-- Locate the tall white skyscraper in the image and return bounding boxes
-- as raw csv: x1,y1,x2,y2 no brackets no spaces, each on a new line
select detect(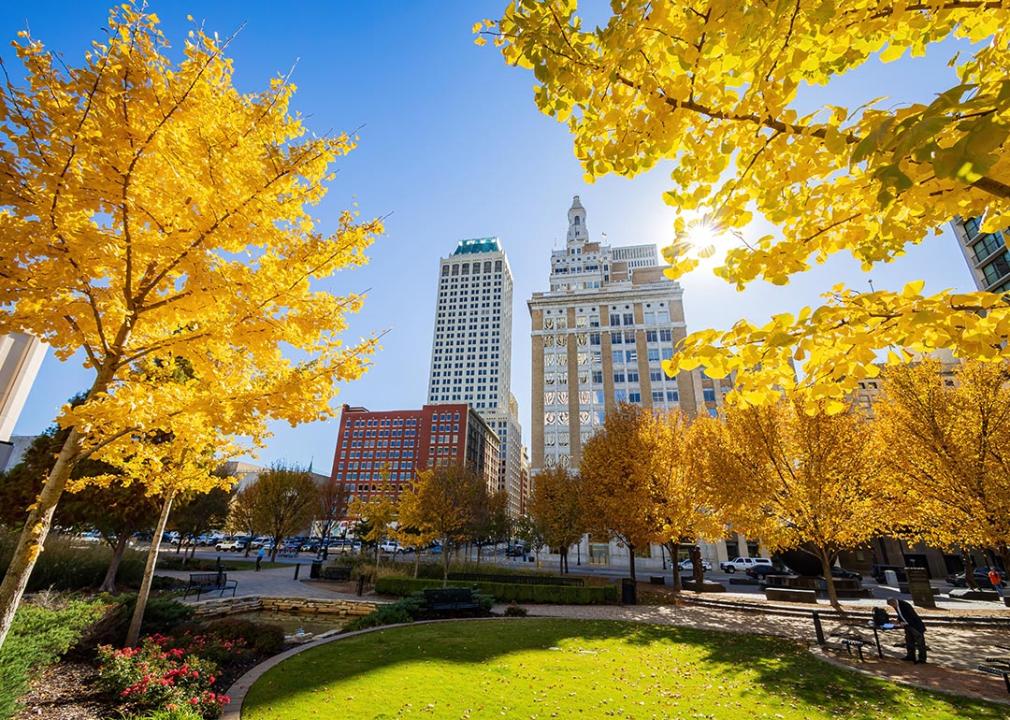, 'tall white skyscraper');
427,238,523,514
0,333,46,442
